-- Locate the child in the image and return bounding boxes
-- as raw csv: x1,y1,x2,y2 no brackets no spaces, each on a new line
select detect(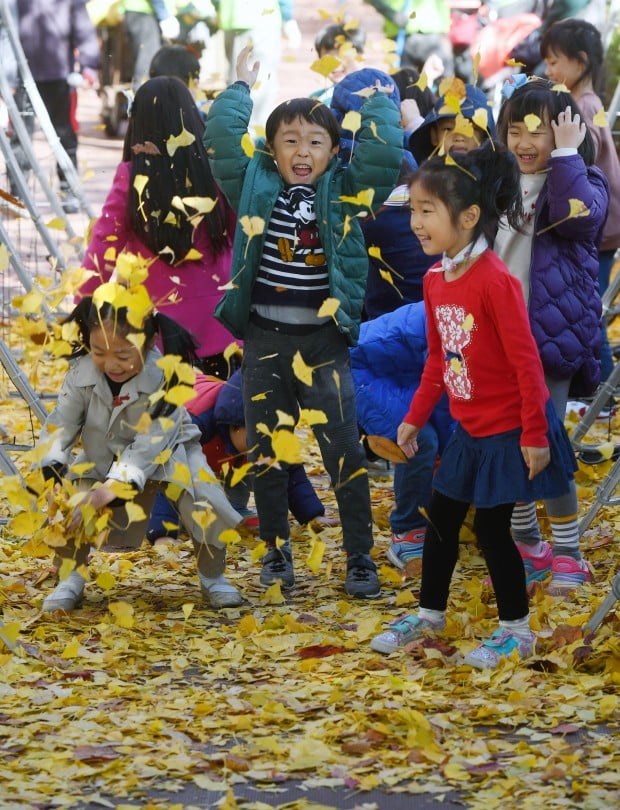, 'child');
145,368,325,542
495,77,608,593
204,46,403,597
37,282,243,613
408,80,496,165
370,142,577,668
350,302,453,567
310,21,367,105
79,76,237,380
541,19,620,386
